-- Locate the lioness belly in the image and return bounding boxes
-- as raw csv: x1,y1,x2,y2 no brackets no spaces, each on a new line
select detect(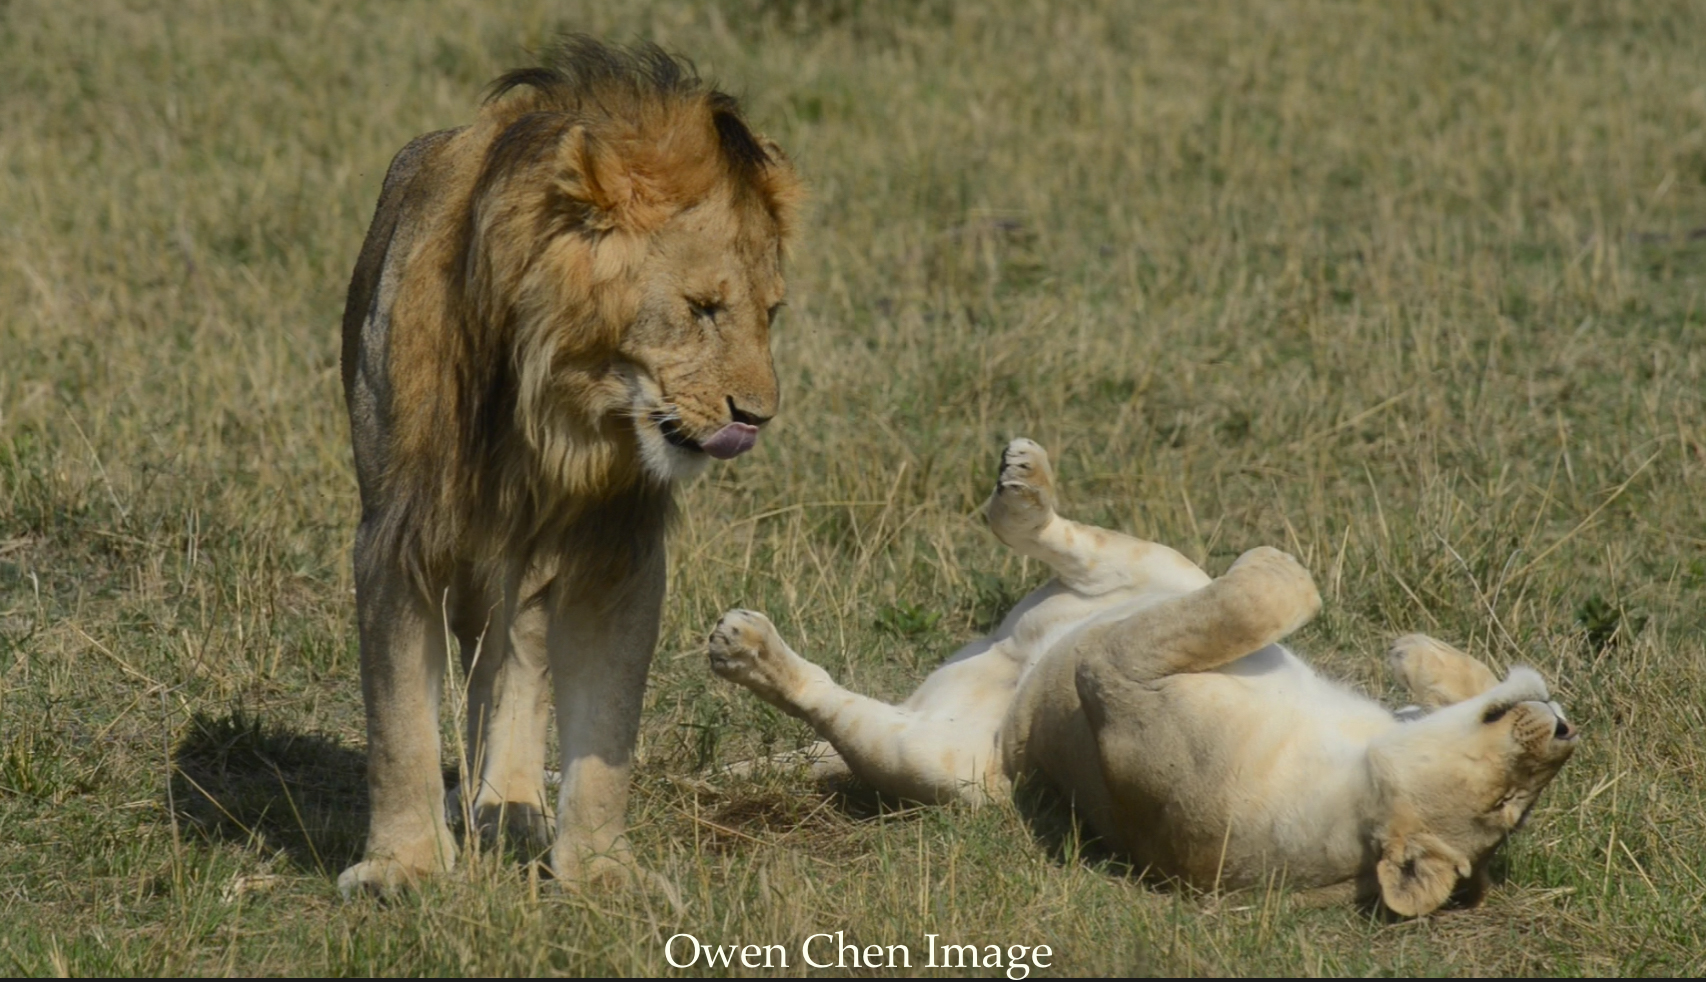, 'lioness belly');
1017,643,1390,887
